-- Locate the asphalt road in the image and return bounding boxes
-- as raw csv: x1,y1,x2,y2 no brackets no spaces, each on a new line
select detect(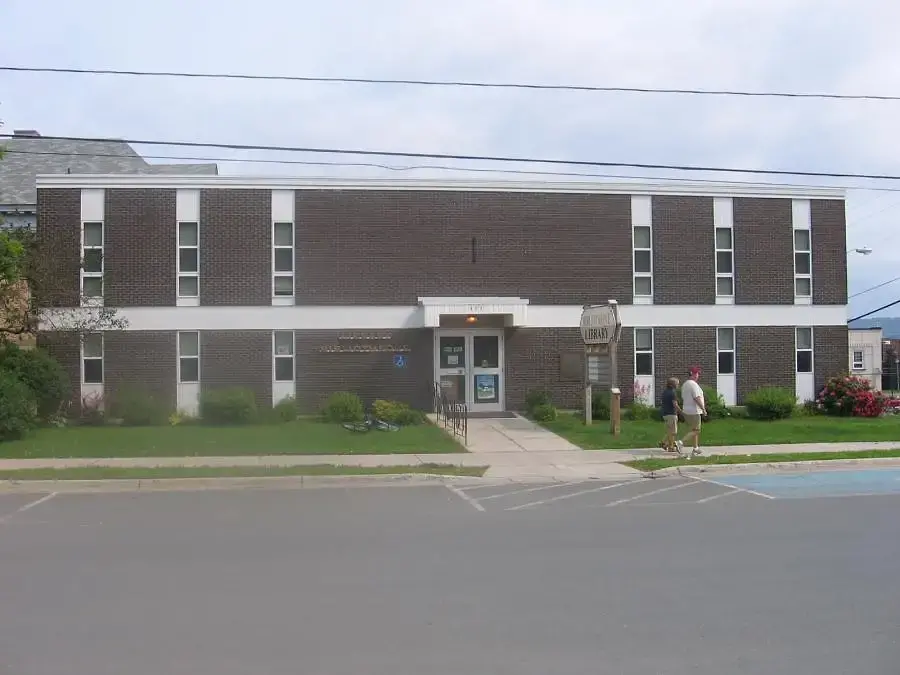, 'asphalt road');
1,477,899,675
